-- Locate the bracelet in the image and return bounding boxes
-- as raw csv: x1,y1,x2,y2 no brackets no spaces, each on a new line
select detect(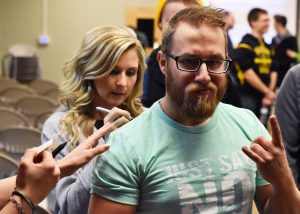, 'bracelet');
7,197,25,214
12,190,36,212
